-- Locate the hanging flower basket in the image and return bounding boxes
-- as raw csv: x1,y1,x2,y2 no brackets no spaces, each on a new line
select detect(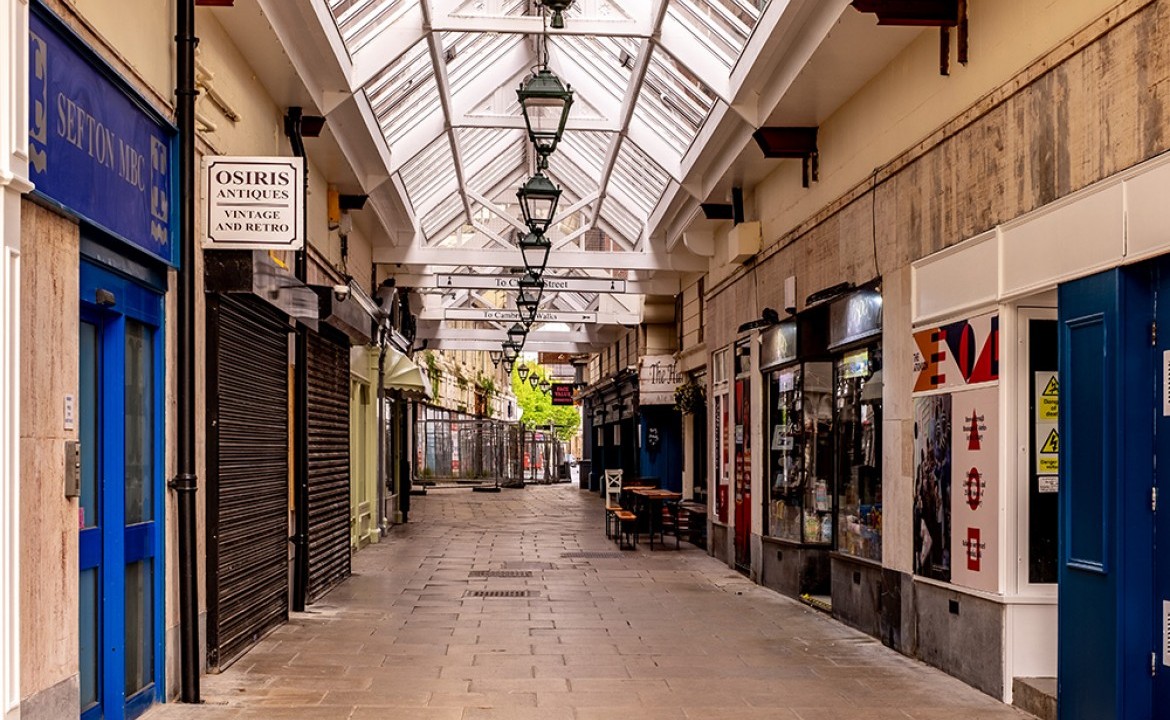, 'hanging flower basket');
674,380,706,414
